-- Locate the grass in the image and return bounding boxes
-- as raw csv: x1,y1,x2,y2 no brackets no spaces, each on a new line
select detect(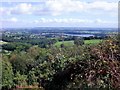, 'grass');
54,41,74,47
0,41,8,45
85,39,102,45
54,39,102,47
